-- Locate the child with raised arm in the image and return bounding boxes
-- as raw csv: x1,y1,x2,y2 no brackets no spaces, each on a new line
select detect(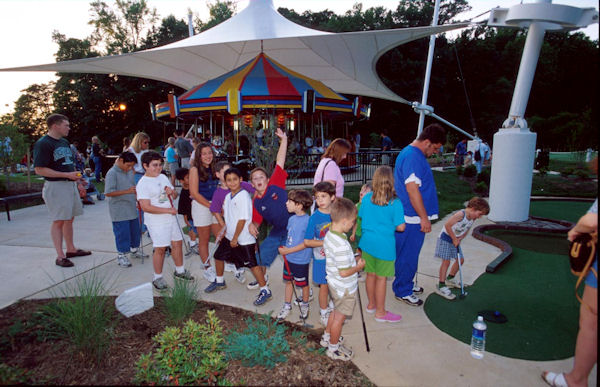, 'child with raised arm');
304,181,336,327
435,197,490,300
136,151,194,290
358,166,405,322
321,197,365,361
276,190,313,321
247,128,290,290
204,167,272,306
